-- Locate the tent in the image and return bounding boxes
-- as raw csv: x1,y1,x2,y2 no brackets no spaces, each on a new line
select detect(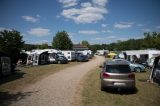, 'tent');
149,55,160,84
107,52,117,58
0,51,11,77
